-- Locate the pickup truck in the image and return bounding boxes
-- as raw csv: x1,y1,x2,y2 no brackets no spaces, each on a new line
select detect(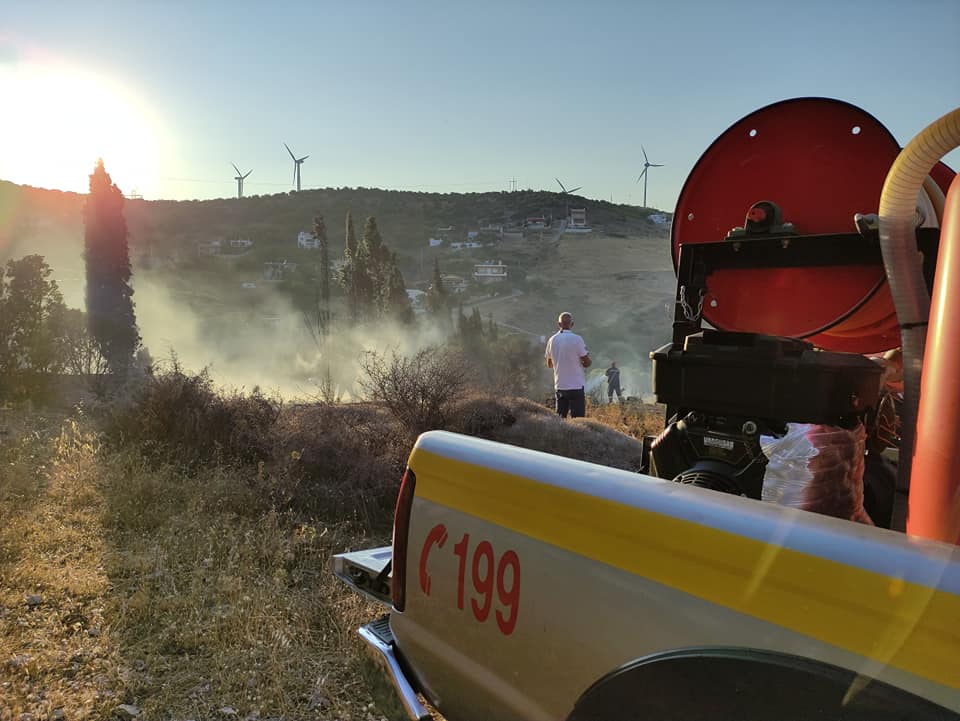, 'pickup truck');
334,430,960,721
334,98,960,721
